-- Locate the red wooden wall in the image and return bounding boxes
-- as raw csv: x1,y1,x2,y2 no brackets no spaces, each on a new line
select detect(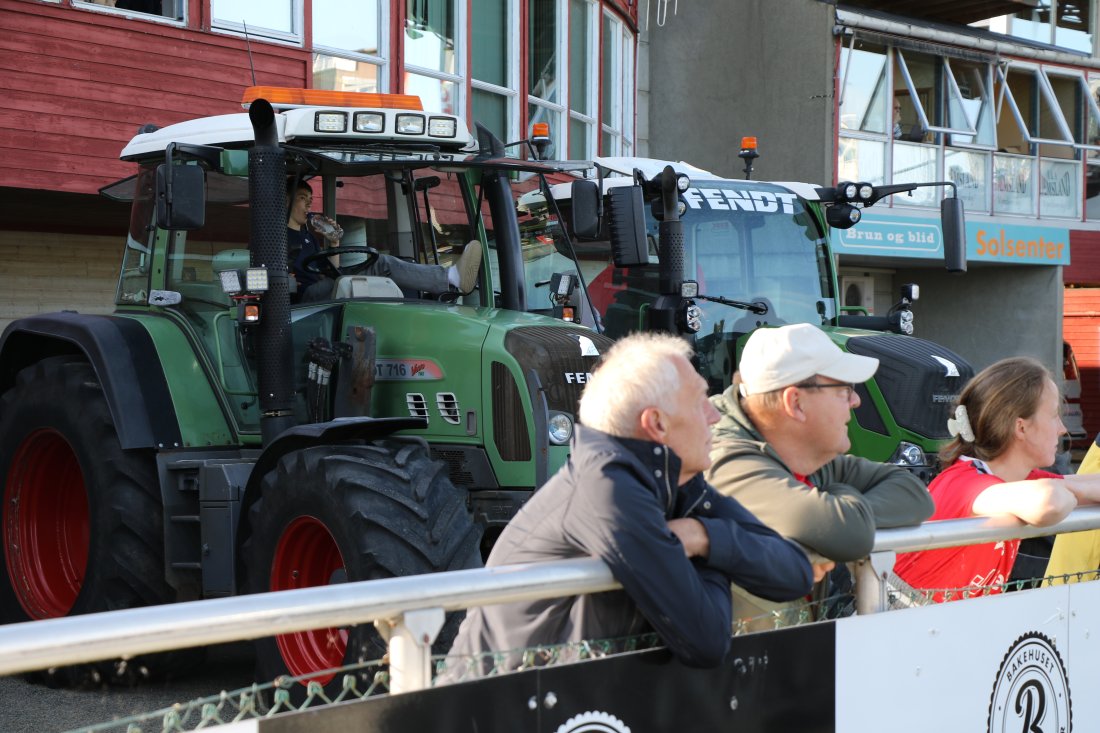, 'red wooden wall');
1065,287,1100,444
1,0,308,197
